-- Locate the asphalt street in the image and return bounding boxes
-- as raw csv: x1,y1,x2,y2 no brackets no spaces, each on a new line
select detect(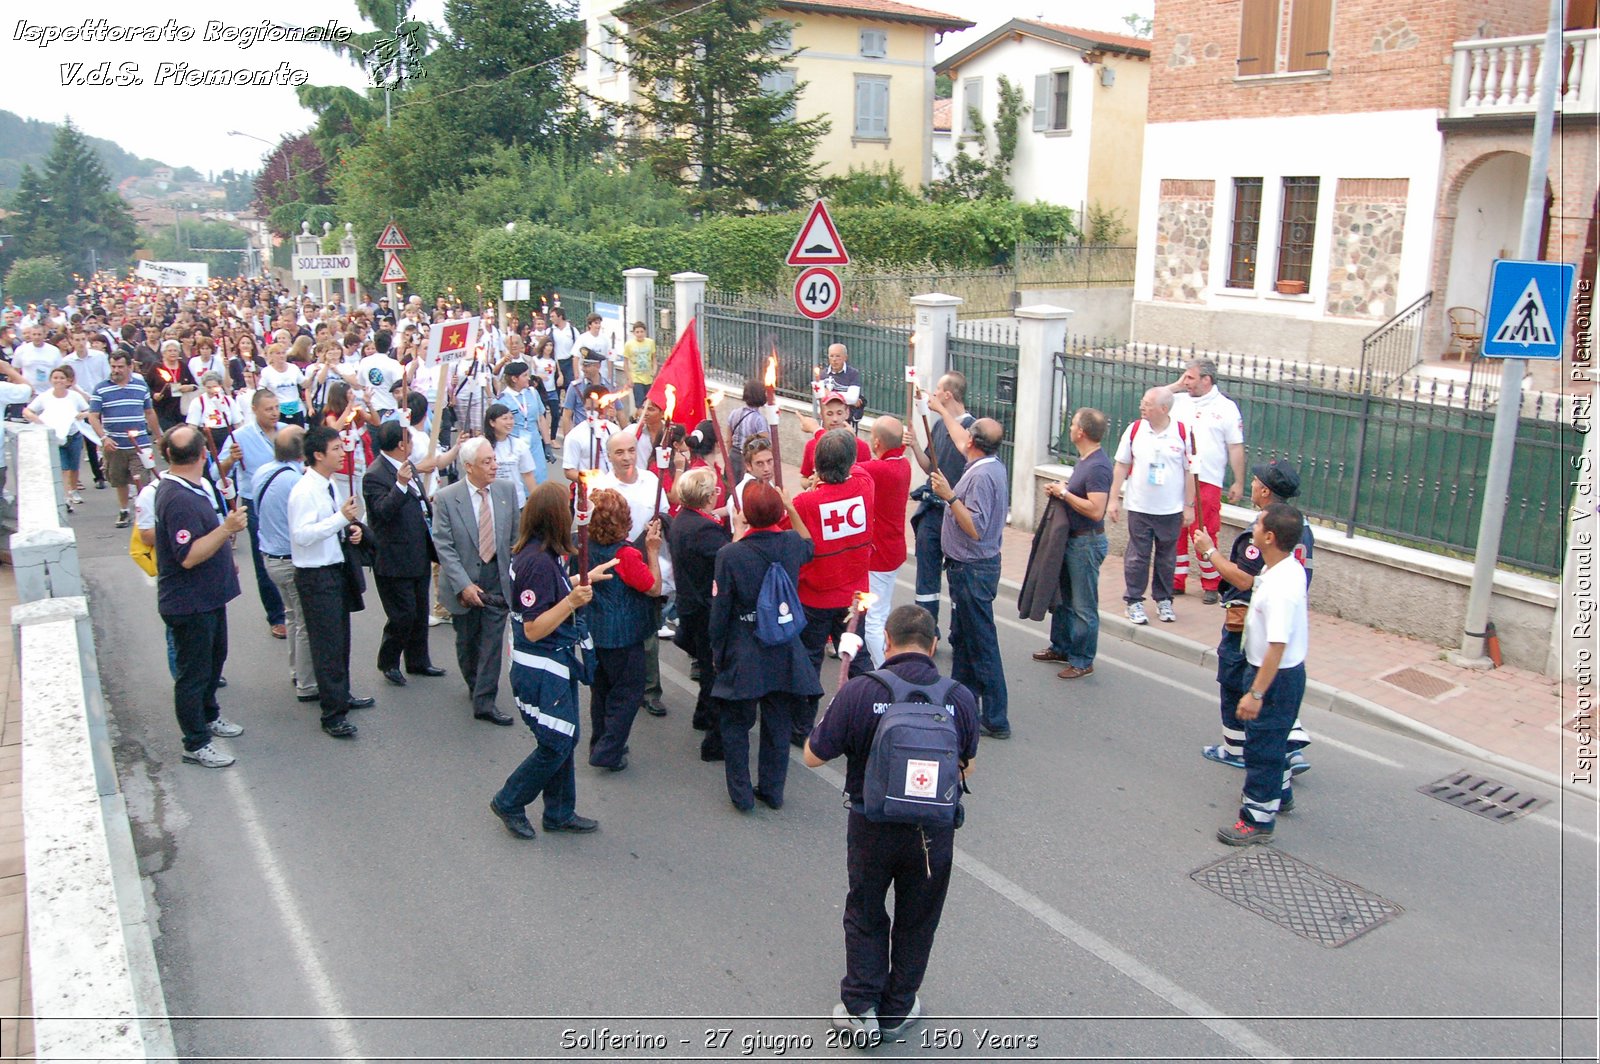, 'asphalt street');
65,484,1597,1064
